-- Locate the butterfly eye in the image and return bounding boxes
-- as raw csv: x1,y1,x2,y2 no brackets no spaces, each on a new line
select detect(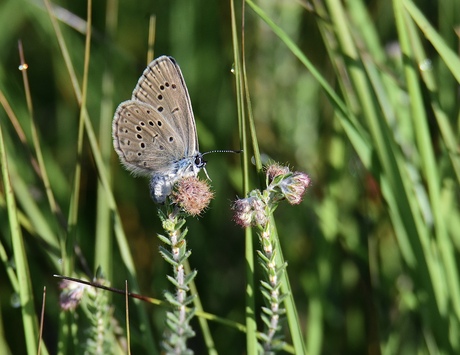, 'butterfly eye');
194,155,206,168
